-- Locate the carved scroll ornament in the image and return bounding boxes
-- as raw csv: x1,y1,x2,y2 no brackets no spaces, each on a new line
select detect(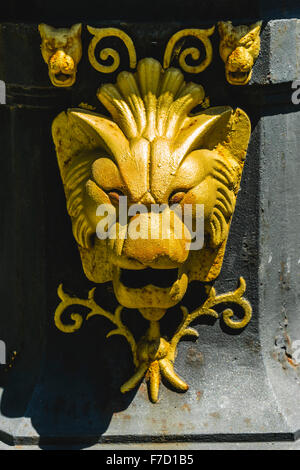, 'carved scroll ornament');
163,26,215,73
87,26,137,73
